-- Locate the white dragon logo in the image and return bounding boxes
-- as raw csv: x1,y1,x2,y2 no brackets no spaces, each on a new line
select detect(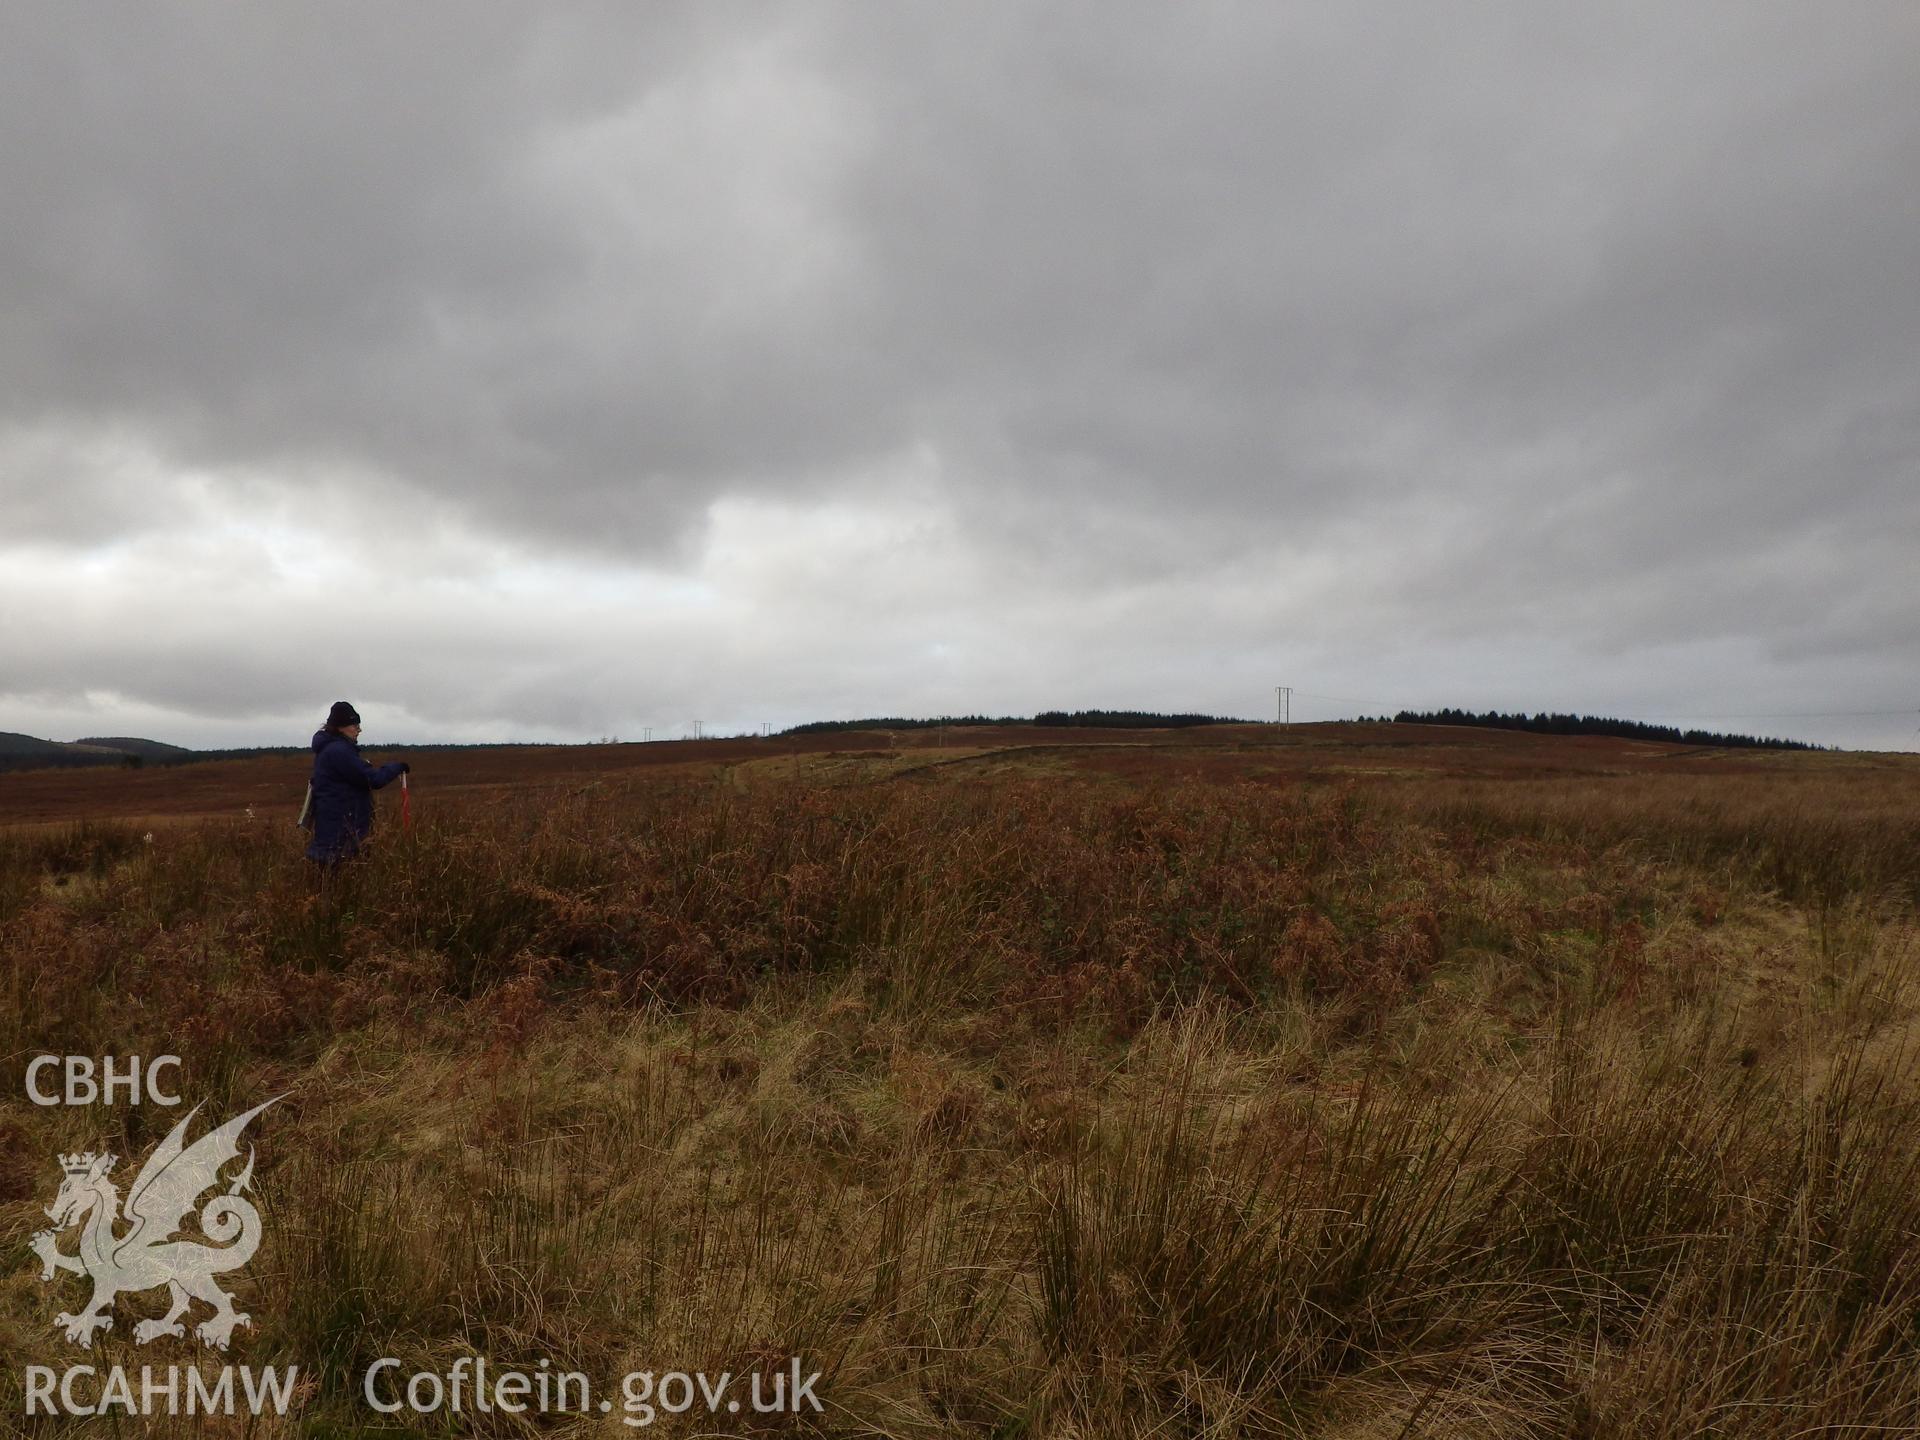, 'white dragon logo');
28,1098,278,1349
